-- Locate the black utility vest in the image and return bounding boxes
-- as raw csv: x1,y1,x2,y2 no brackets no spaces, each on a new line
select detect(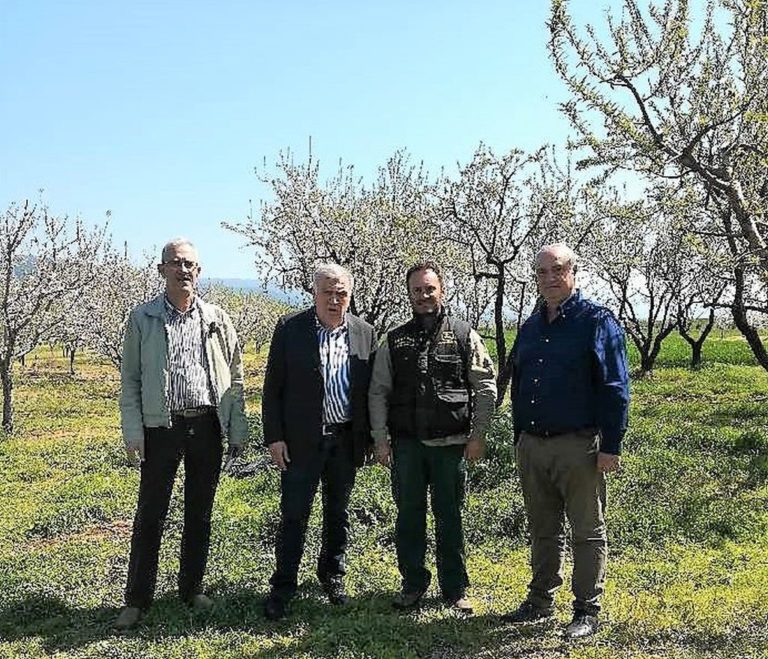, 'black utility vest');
387,313,472,442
